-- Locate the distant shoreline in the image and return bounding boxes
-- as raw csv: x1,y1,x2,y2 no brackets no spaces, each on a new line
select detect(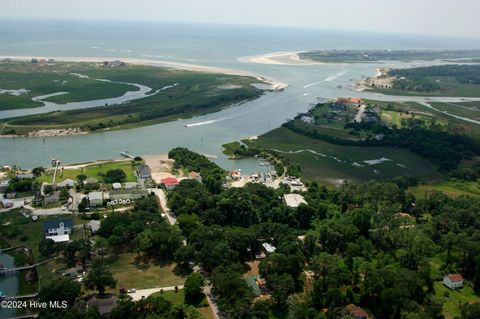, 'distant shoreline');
238,51,322,66
0,55,288,91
